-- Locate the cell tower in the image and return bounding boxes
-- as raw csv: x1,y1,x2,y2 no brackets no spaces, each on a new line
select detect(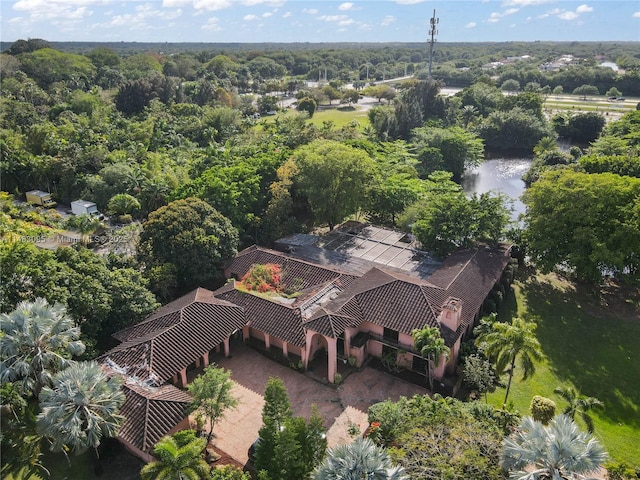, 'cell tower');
428,9,439,77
